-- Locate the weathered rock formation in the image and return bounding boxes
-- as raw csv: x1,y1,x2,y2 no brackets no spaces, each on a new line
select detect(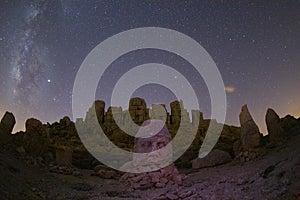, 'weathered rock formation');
266,108,285,144
47,116,96,169
0,112,16,145
280,115,300,136
23,118,49,157
239,105,261,150
170,100,190,127
0,98,244,171
76,98,241,168
0,112,16,133
120,120,184,189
